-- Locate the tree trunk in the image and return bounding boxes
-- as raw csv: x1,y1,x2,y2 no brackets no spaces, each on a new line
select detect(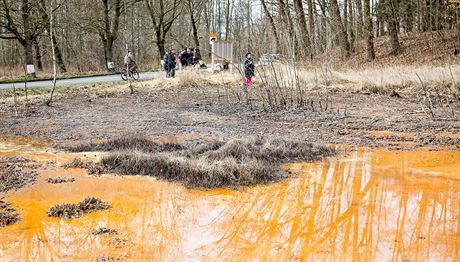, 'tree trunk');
278,0,299,57
403,0,414,32
330,0,351,58
355,0,364,39
307,0,315,55
101,0,121,69
156,30,166,58
33,39,43,71
187,0,200,48
364,0,375,60
387,0,401,54
22,0,35,77
347,0,355,49
52,34,67,73
38,0,67,73
293,0,310,57
260,0,281,53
